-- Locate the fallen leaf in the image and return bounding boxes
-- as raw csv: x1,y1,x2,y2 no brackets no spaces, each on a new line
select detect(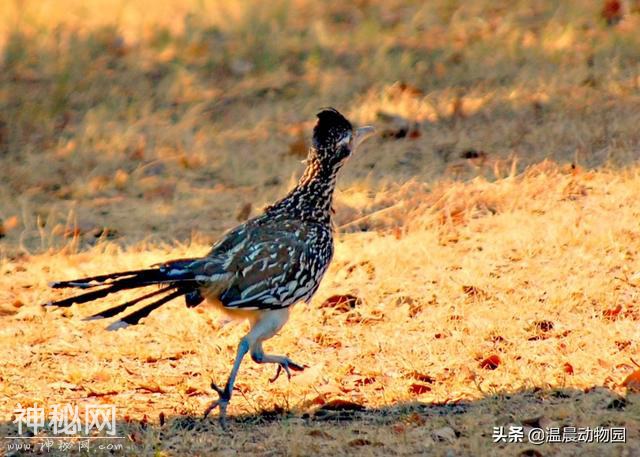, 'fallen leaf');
462,285,486,298
87,389,119,397
533,320,554,332
623,305,639,320
184,385,204,396
603,304,622,320
320,294,361,312
312,333,342,349
308,430,333,439
409,383,431,395
480,354,501,370
409,372,435,383
348,438,372,447
349,375,376,387
615,340,631,351
601,0,623,25
622,370,640,392
0,305,18,316
563,362,574,375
